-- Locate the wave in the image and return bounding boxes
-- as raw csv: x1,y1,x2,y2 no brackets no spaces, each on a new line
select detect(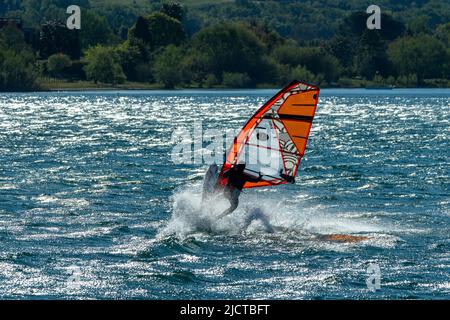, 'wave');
158,185,399,249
